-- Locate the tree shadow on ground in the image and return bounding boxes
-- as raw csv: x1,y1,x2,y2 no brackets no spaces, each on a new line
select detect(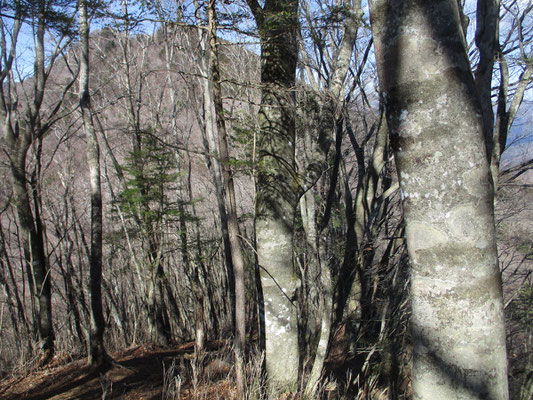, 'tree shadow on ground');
0,341,230,400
